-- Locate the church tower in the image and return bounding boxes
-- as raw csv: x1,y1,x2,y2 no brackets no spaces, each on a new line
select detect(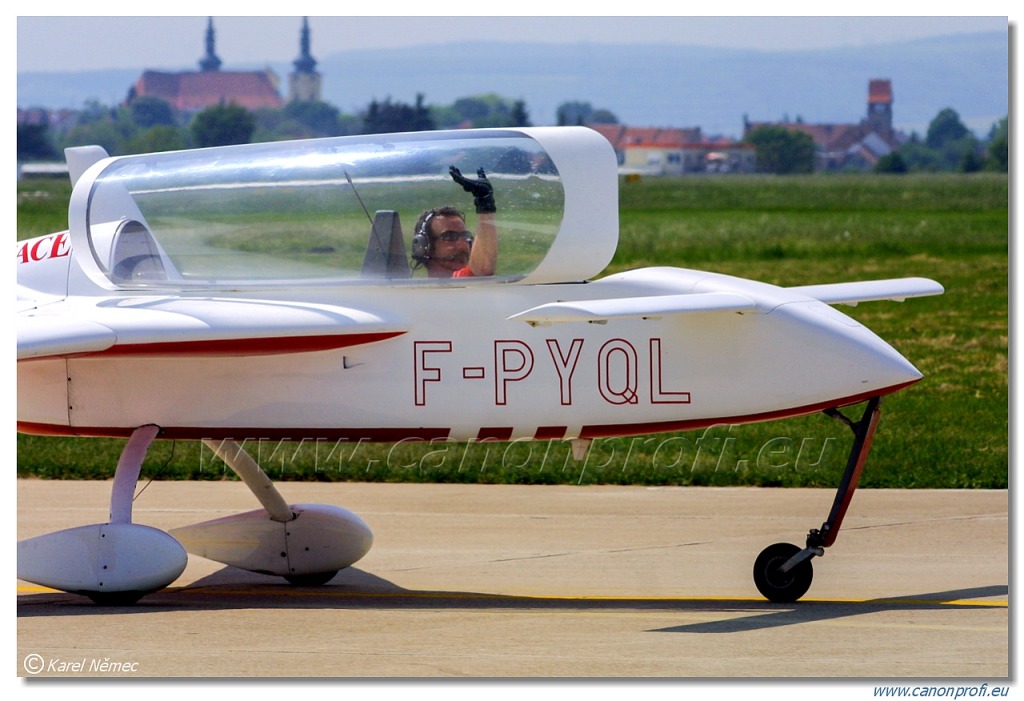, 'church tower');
866,79,893,135
198,17,222,72
289,17,322,102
